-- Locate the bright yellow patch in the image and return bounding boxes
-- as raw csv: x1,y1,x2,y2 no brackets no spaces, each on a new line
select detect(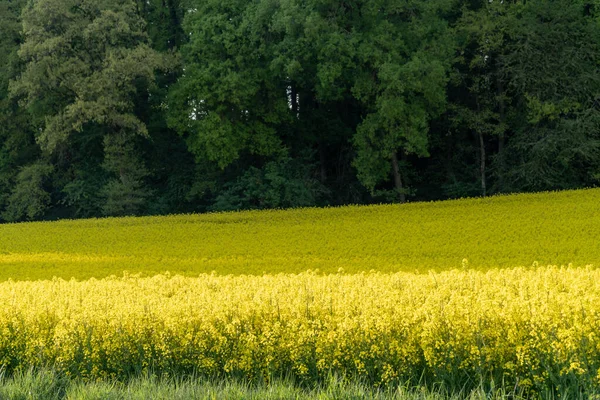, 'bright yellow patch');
0,266,597,386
